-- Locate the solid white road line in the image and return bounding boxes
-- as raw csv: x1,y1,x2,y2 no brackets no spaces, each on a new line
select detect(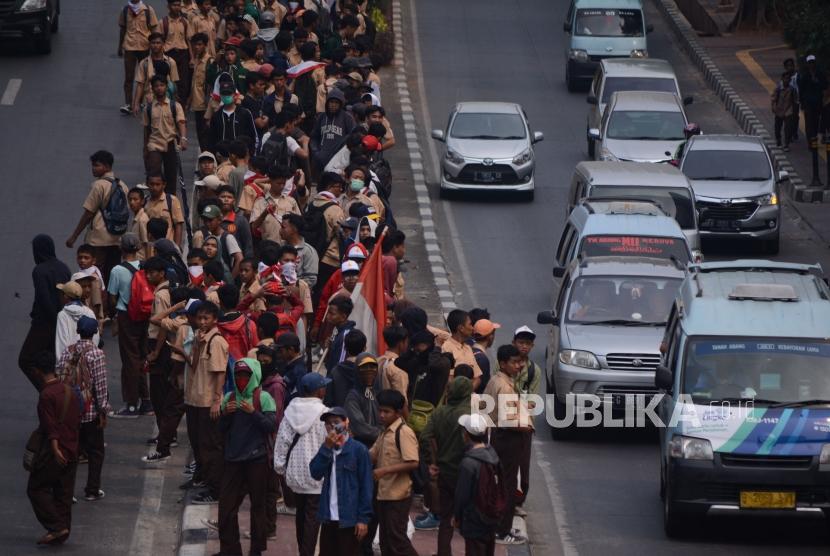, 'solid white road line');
128,468,166,556
534,439,580,556
1,78,22,105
